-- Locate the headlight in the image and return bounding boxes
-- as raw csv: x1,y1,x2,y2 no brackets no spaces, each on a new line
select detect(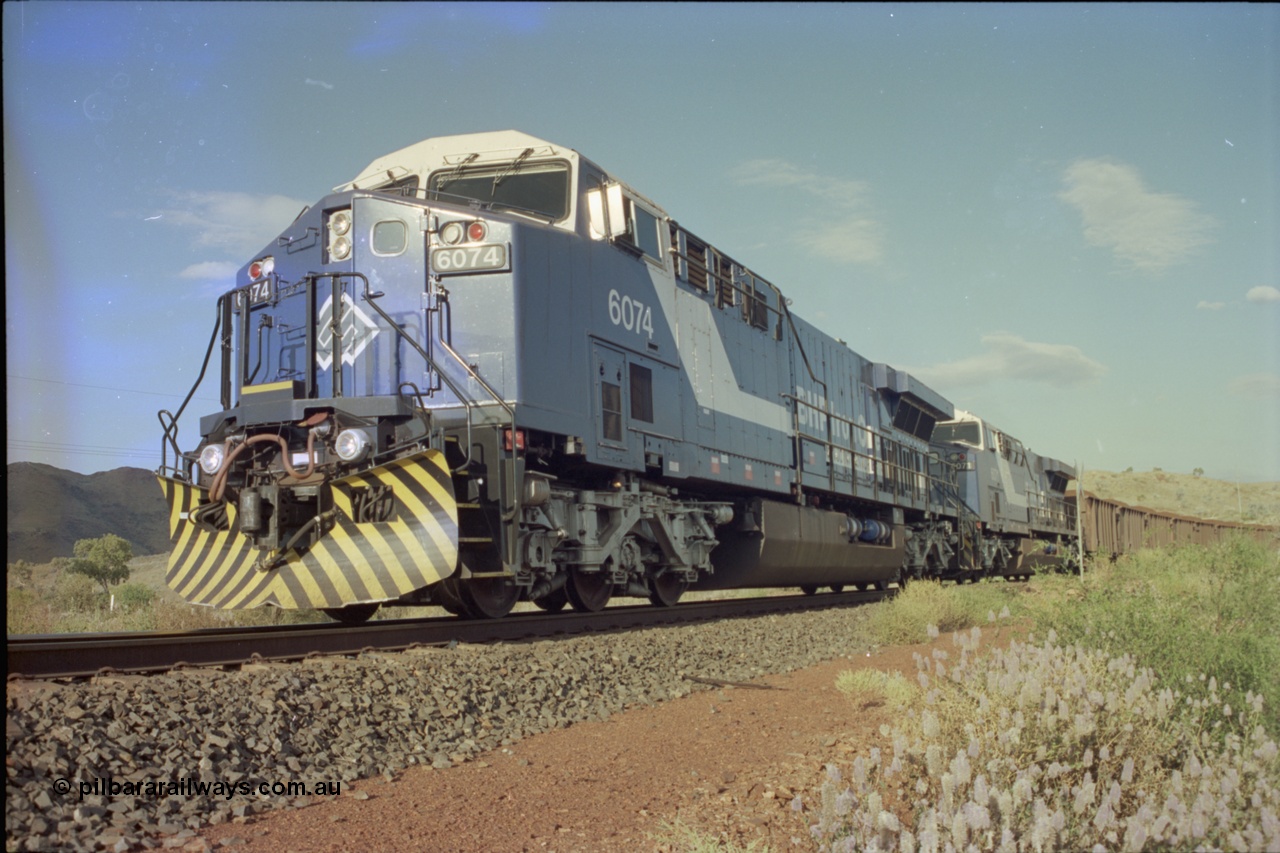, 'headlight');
328,209,354,261
334,429,372,463
439,221,464,245
199,444,225,475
